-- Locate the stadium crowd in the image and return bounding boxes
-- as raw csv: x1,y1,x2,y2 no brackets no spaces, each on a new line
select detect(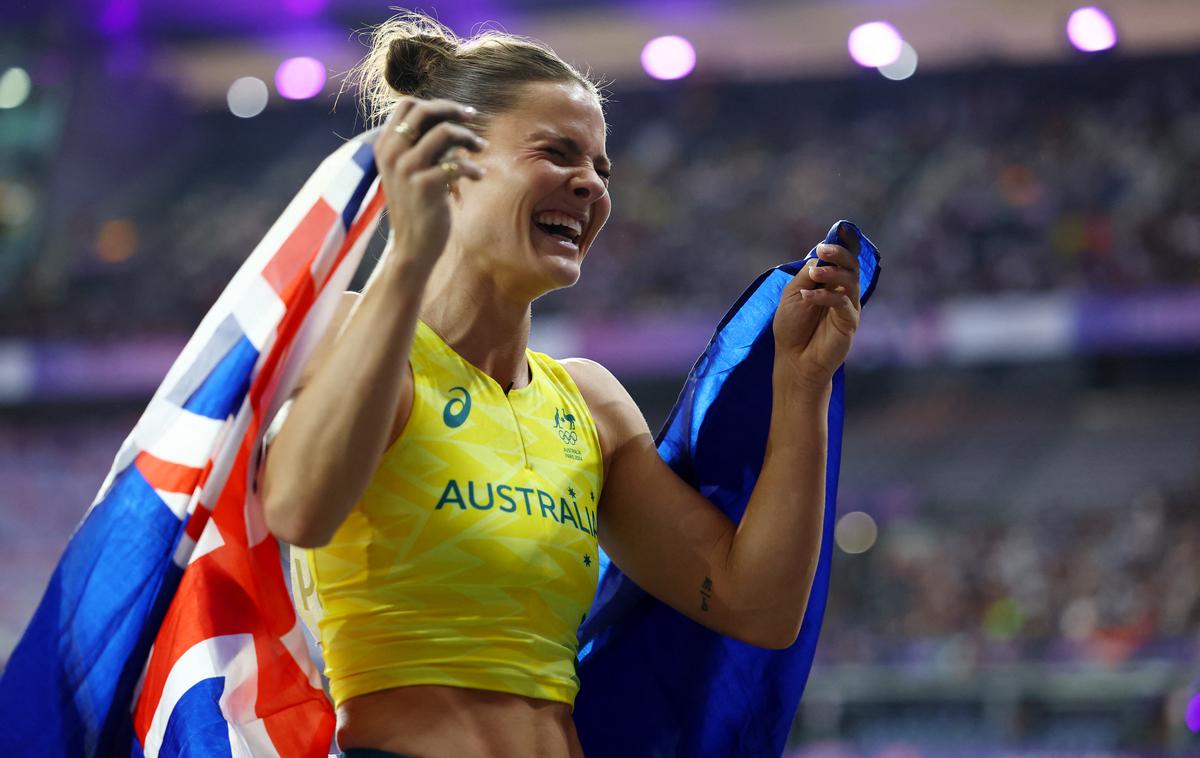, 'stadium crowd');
818,486,1200,668
3,55,1200,337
